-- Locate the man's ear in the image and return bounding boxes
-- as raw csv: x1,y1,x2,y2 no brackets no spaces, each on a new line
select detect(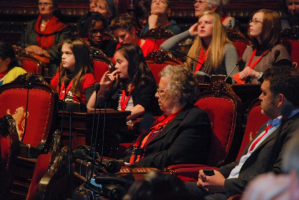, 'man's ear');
211,5,218,12
276,94,285,108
